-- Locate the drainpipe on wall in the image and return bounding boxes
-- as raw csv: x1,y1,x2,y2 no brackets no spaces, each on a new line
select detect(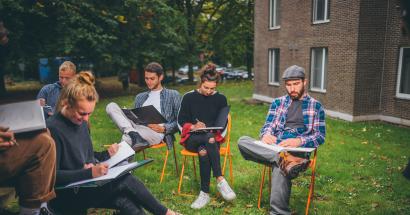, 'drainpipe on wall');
379,0,390,113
